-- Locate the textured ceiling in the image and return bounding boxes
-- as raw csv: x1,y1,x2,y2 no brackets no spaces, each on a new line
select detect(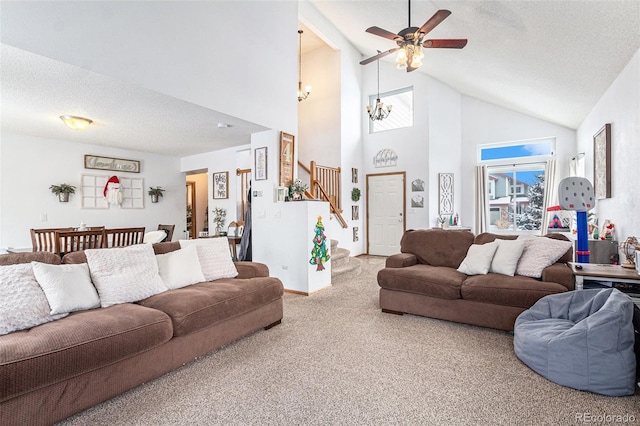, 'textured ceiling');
309,0,640,129
0,44,268,157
